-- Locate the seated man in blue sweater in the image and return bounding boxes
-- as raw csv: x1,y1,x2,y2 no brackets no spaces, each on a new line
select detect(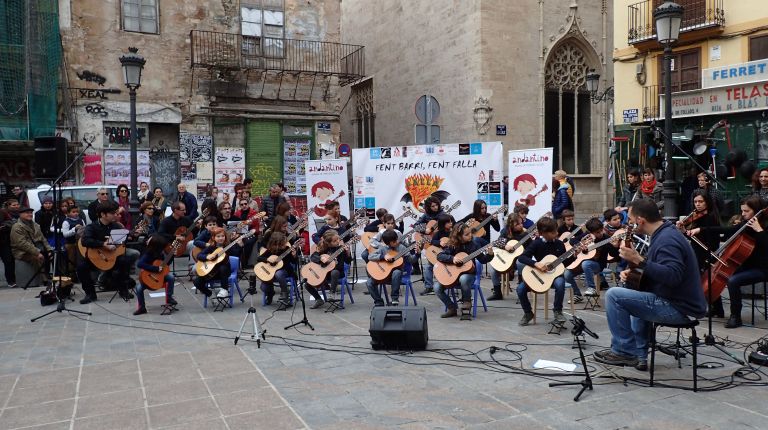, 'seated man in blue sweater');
594,199,707,371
